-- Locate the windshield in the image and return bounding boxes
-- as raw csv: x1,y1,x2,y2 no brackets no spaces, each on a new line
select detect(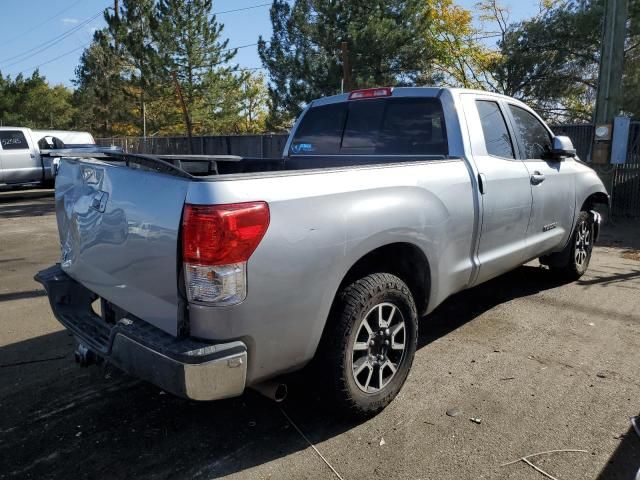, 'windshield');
290,97,448,156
